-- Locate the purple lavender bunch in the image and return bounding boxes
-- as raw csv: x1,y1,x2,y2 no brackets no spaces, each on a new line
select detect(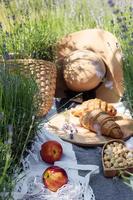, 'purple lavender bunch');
62,122,78,139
